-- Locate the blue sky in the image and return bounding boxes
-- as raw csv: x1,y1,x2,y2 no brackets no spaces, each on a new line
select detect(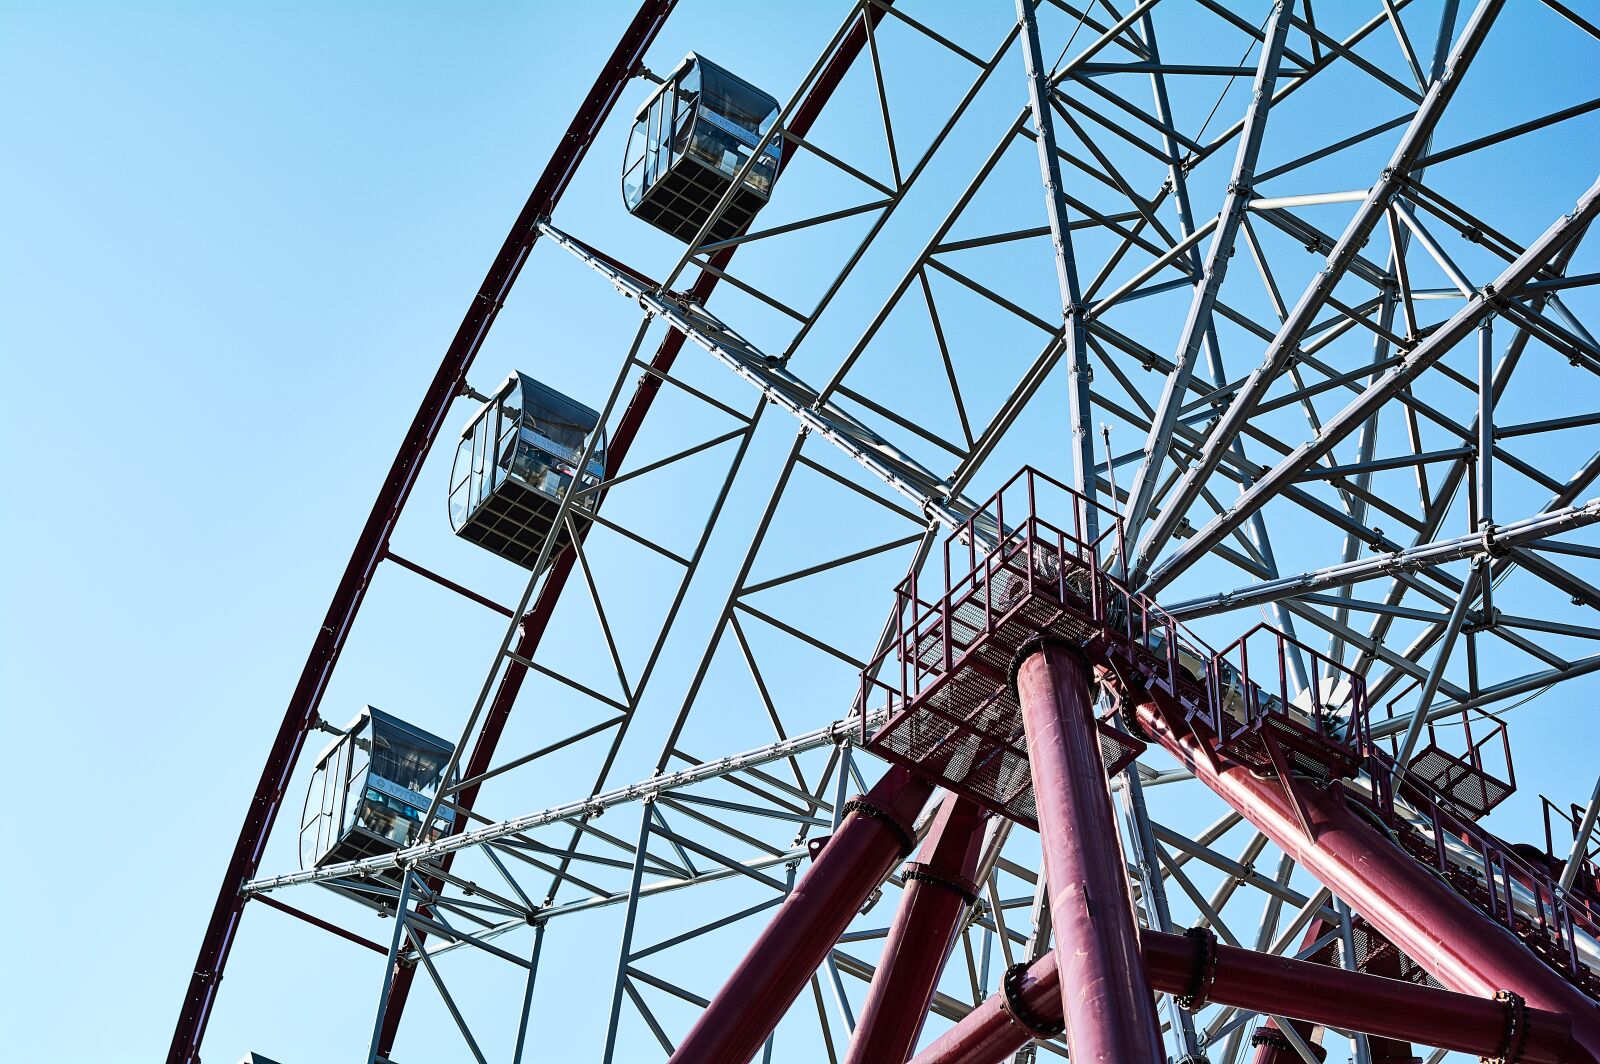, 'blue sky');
4,2,1598,1061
